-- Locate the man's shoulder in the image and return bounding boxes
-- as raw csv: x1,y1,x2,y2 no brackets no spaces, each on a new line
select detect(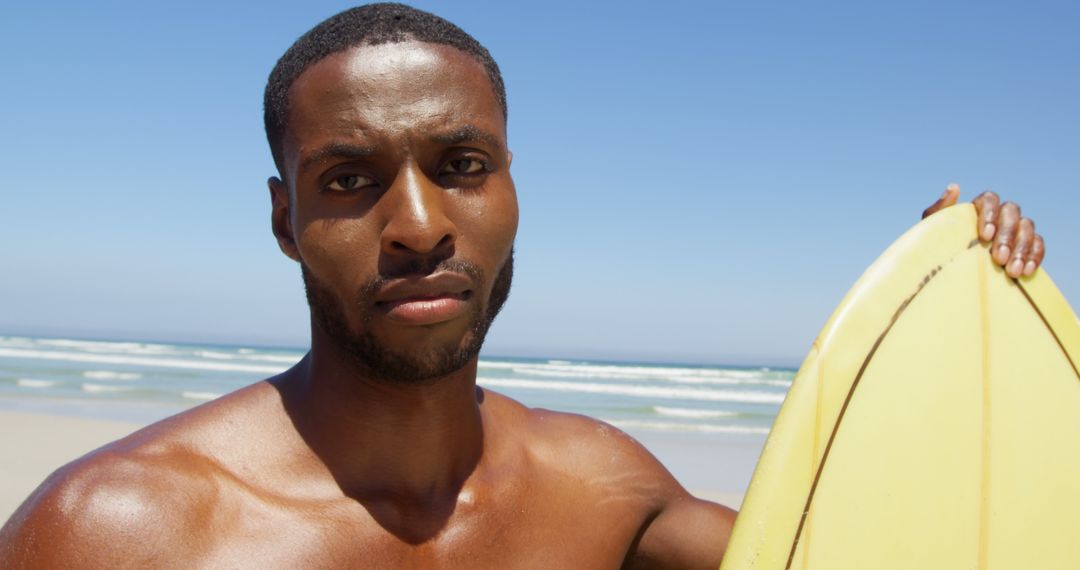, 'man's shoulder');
0,382,280,567
0,427,216,566
482,390,736,567
484,390,683,506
